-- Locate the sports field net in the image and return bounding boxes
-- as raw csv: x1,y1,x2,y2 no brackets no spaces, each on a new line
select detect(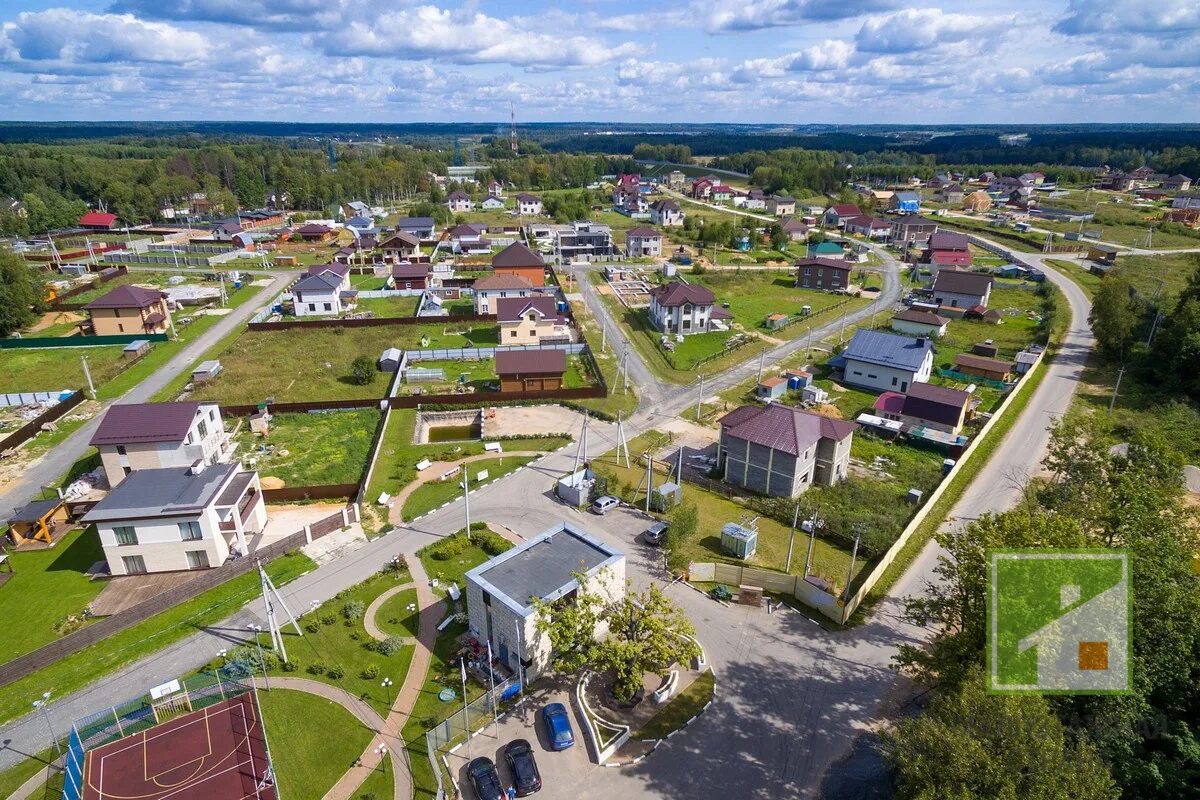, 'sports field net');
61,673,254,800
